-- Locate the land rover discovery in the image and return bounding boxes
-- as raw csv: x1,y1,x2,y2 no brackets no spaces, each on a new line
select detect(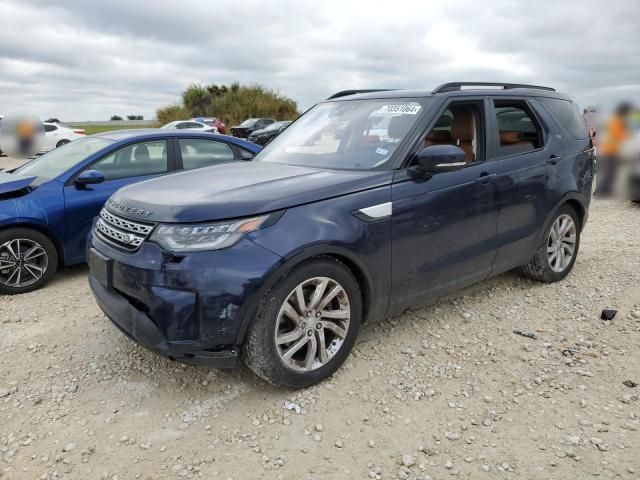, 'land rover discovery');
88,82,595,388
